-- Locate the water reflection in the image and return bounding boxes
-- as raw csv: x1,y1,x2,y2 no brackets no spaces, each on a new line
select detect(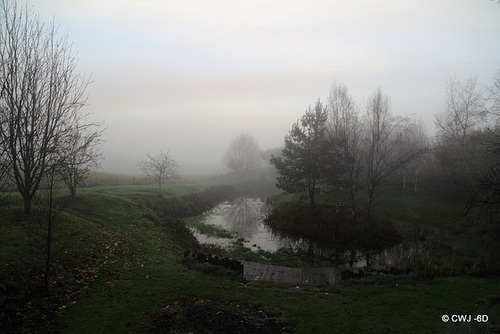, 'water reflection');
191,197,434,268
223,197,262,238
277,237,426,268
193,197,291,252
